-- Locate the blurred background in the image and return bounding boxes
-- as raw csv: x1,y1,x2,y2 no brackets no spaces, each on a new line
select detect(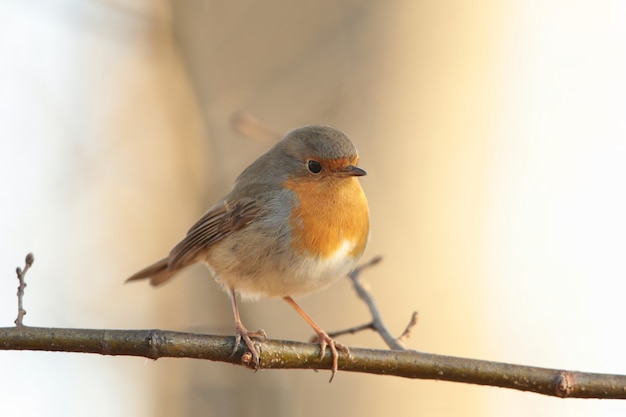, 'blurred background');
2,1,626,416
